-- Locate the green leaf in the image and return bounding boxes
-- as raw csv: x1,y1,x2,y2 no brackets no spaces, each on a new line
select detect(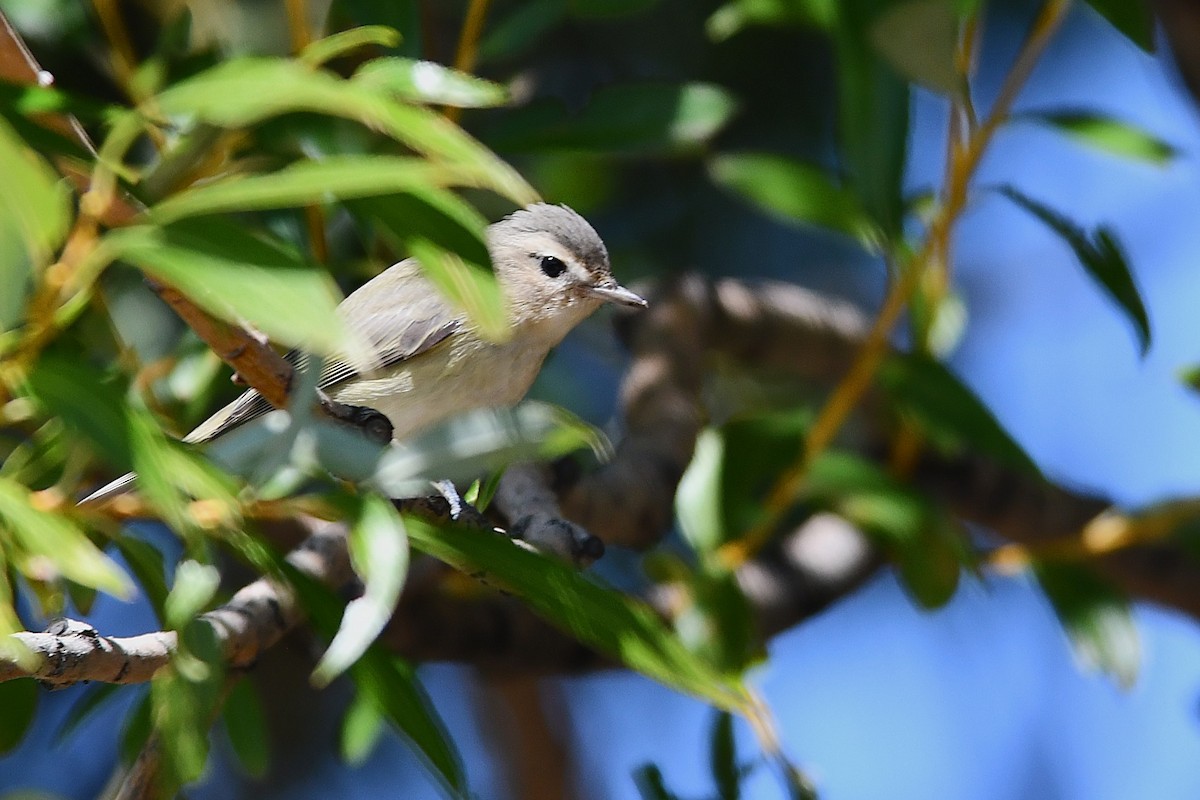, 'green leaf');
355,57,509,108
403,515,751,711
222,677,270,778
301,25,402,66
120,691,153,765
878,352,1039,473
312,494,410,686
999,186,1151,355
570,0,661,17
152,58,535,205
148,156,501,224
0,678,38,753
708,153,875,244
1084,0,1155,52
869,0,960,94
115,537,171,624
719,411,808,536
164,560,220,630
151,621,224,786
710,711,740,800
1018,109,1176,165
351,652,465,794
0,116,72,331
1036,562,1140,687
707,0,836,41
408,237,509,343
0,477,133,598
484,82,737,155
633,764,682,800
675,428,726,556
103,219,364,362
835,0,911,240
340,688,387,765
